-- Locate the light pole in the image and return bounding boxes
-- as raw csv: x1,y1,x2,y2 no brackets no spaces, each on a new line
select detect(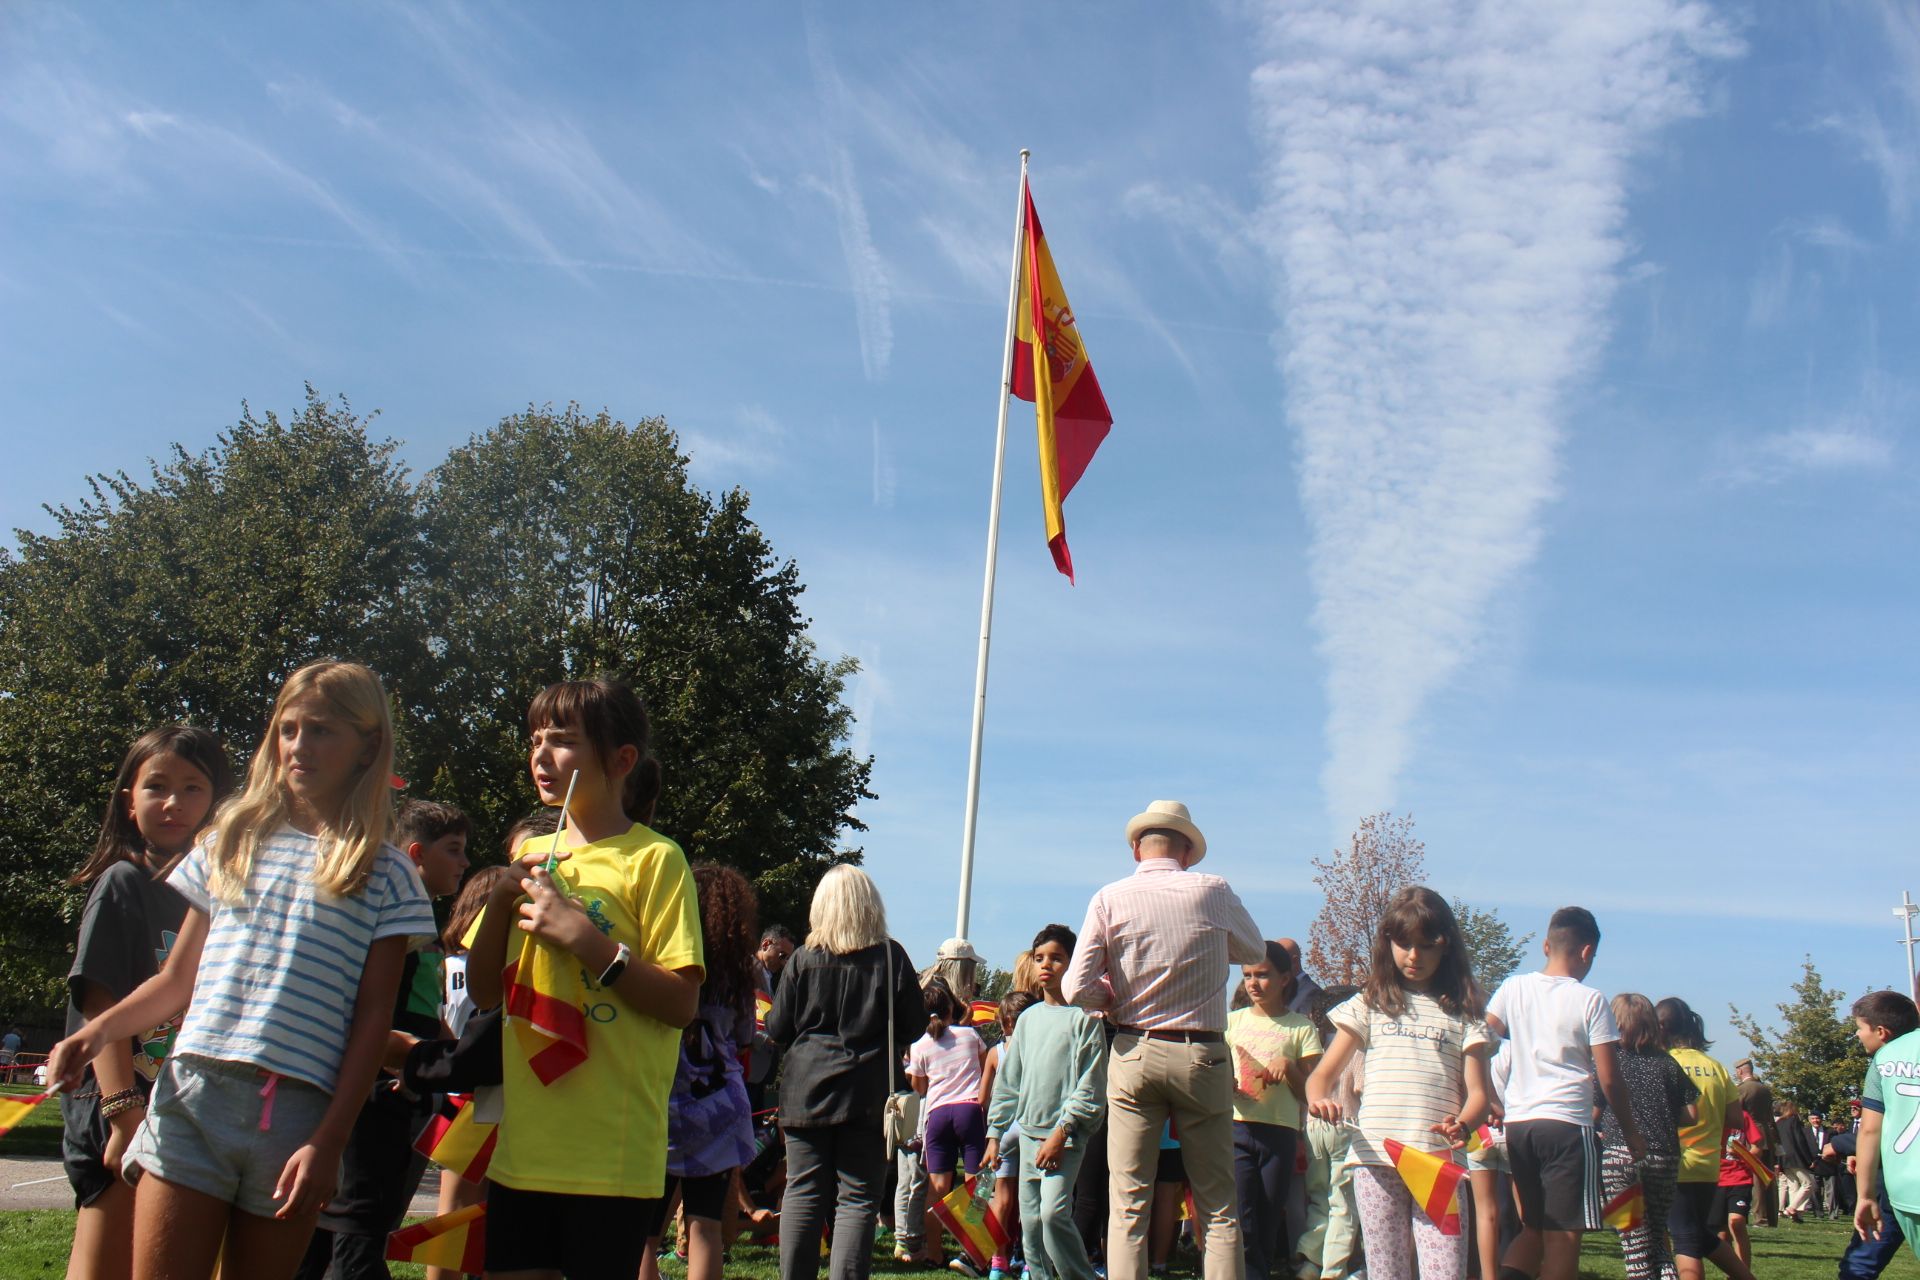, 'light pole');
1896,891,1919,1000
